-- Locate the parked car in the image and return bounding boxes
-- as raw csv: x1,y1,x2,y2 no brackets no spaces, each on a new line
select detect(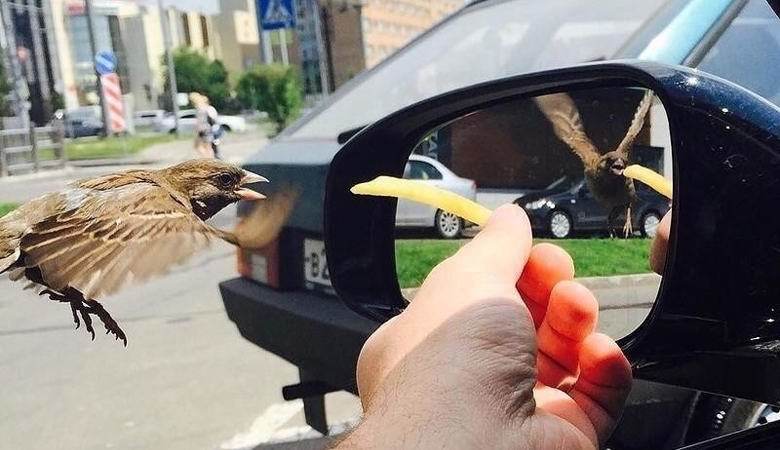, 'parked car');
55,106,103,138
519,178,670,238
220,0,780,447
133,109,165,128
153,109,247,134
397,155,477,238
